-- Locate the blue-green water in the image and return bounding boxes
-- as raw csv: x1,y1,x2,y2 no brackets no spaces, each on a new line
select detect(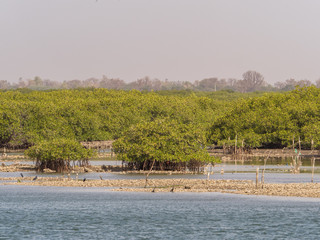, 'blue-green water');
1,186,320,239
